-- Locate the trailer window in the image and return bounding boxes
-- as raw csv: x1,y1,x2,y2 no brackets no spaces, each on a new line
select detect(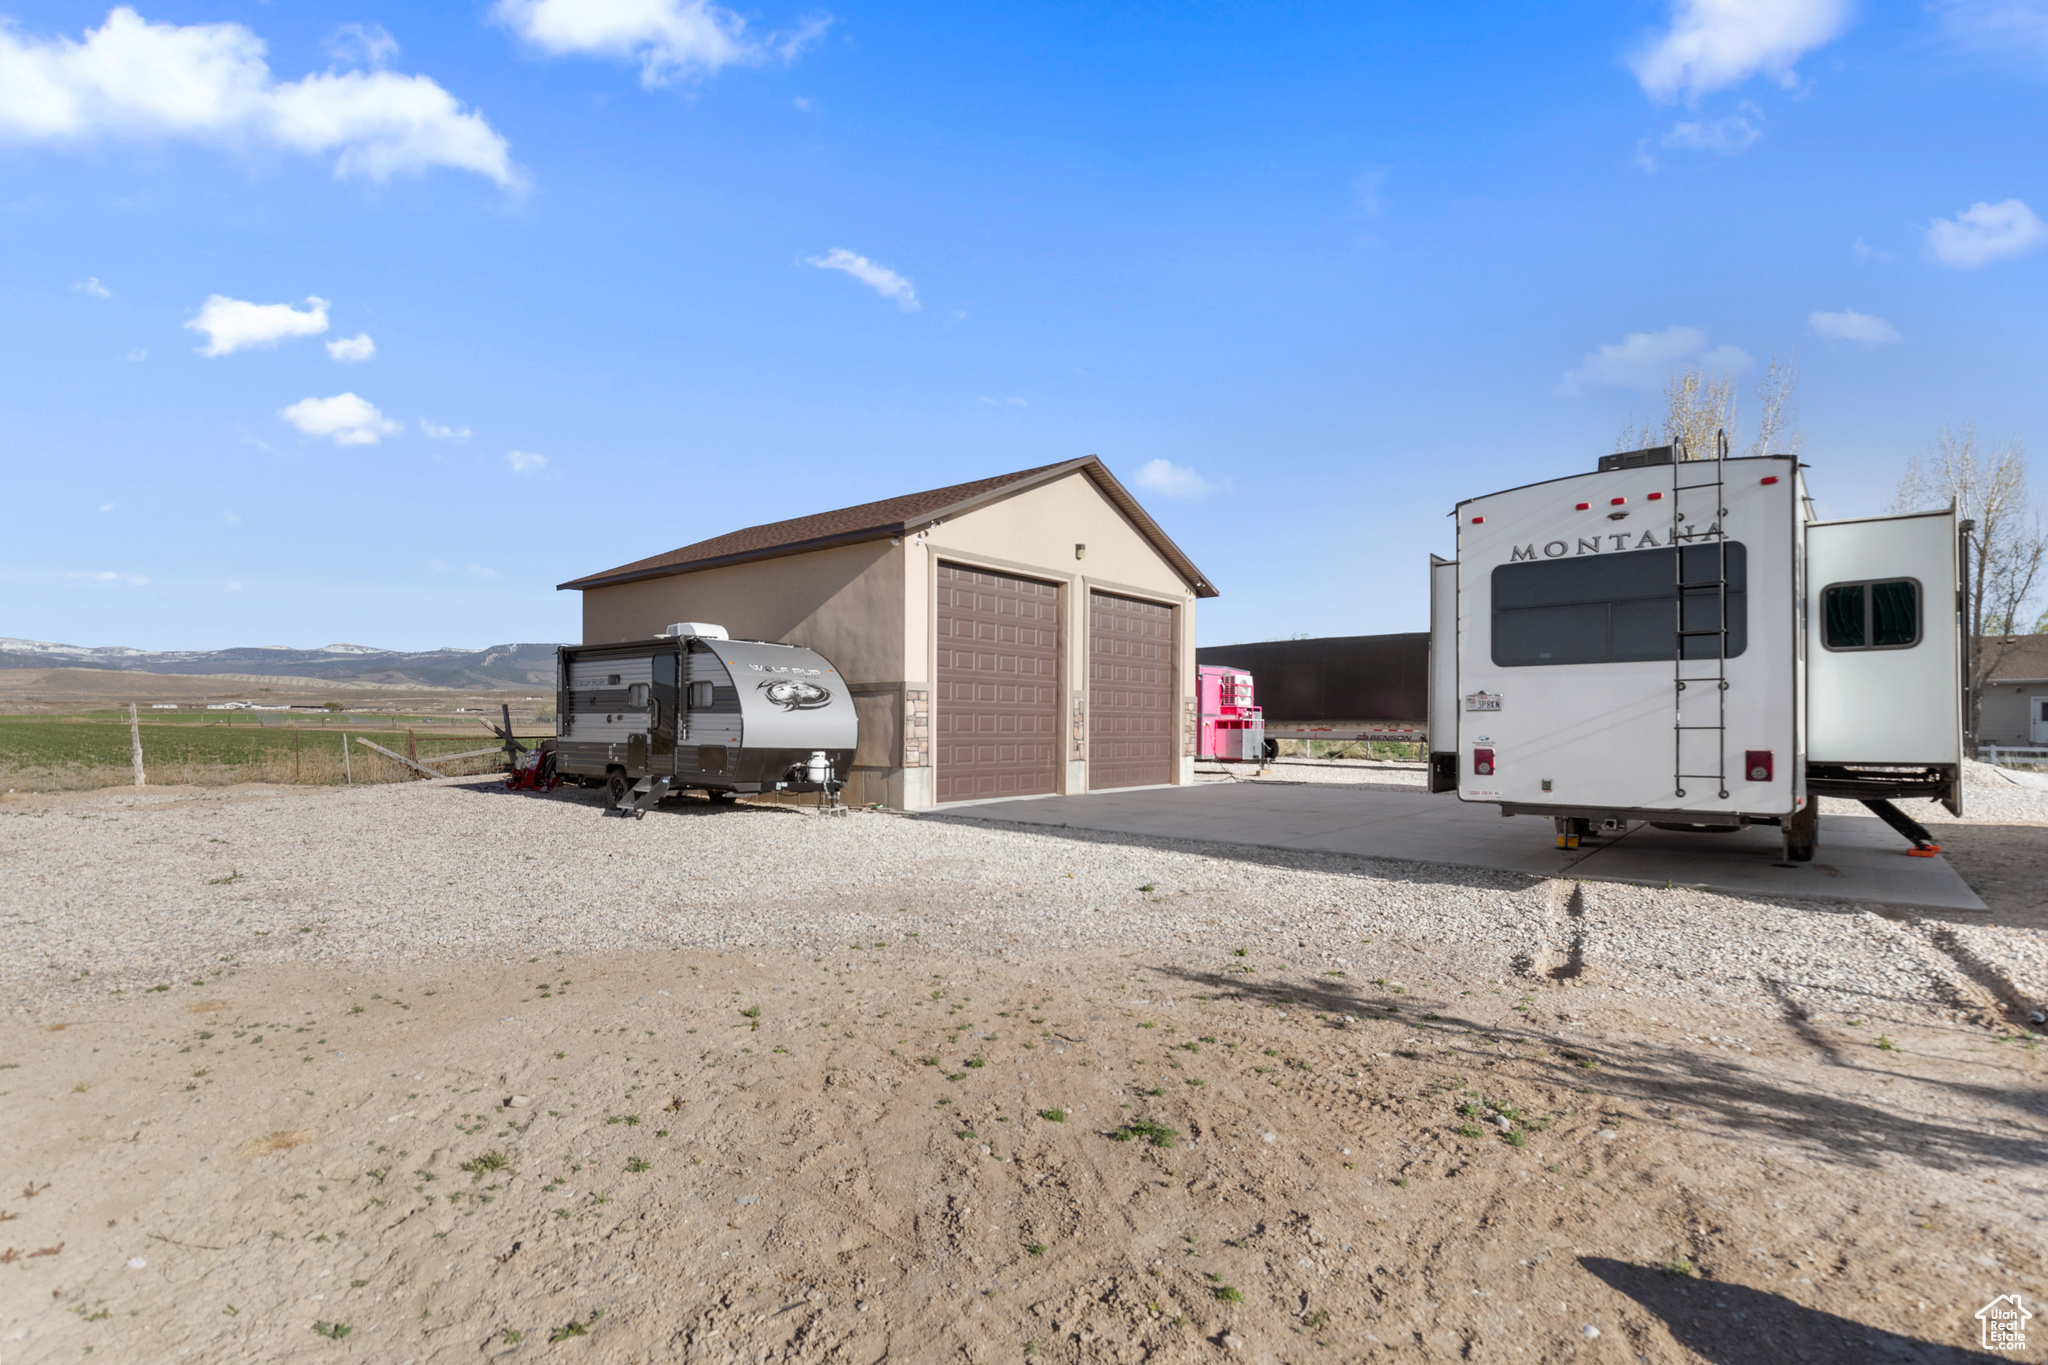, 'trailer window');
1822,578,1919,650
1490,543,1747,667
